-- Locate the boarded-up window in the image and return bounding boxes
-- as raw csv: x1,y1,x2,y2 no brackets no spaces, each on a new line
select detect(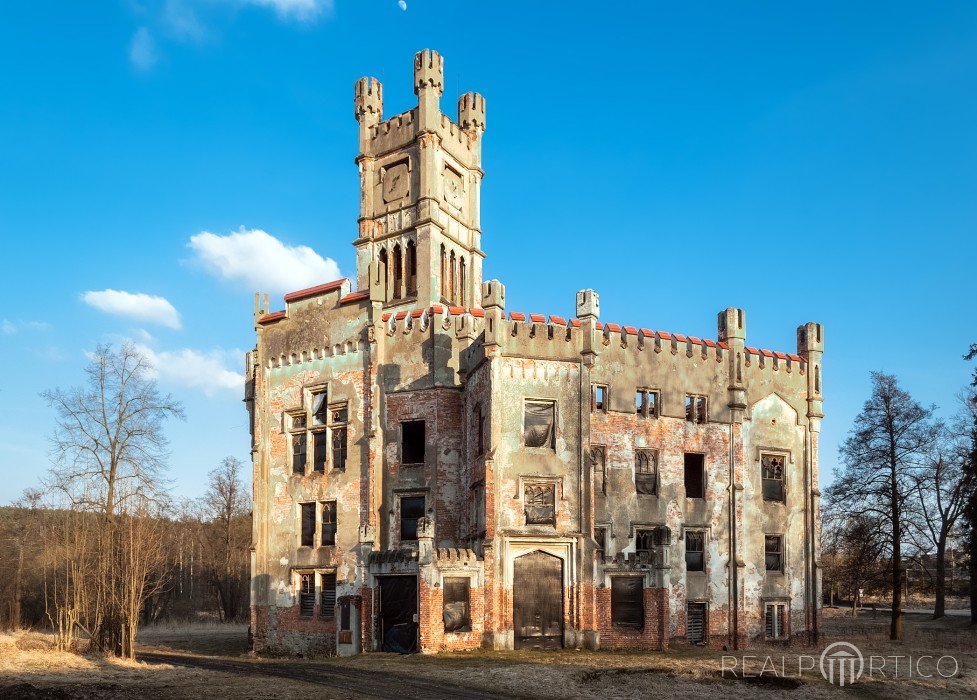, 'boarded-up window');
524,483,556,525
635,450,658,495
299,573,315,618
311,390,328,426
320,572,336,619
765,535,783,572
687,602,707,643
524,400,555,449
312,432,328,473
685,395,707,424
611,576,644,629
443,577,471,632
300,502,315,547
765,603,787,640
400,496,425,541
762,454,785,502
401,420,425,465
685,531,704,572
321,501,337,546
292,433,307,474
684,453,705,499
591,446,606,495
